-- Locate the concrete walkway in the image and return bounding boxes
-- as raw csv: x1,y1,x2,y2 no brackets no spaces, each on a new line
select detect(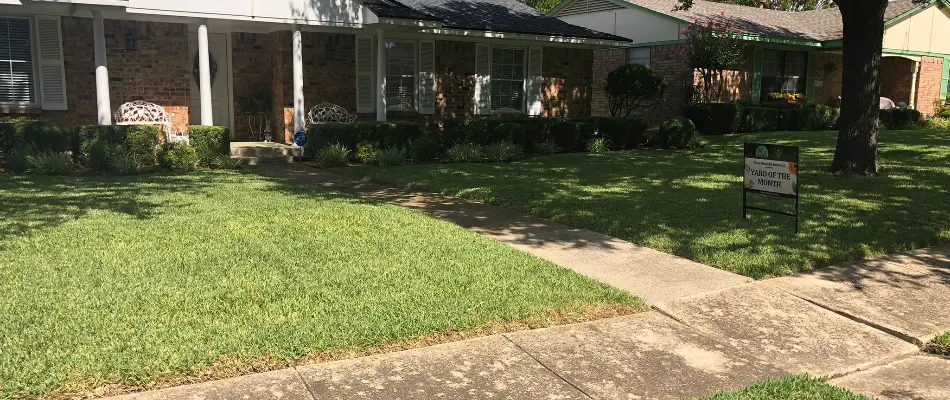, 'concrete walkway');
106,165,950,399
